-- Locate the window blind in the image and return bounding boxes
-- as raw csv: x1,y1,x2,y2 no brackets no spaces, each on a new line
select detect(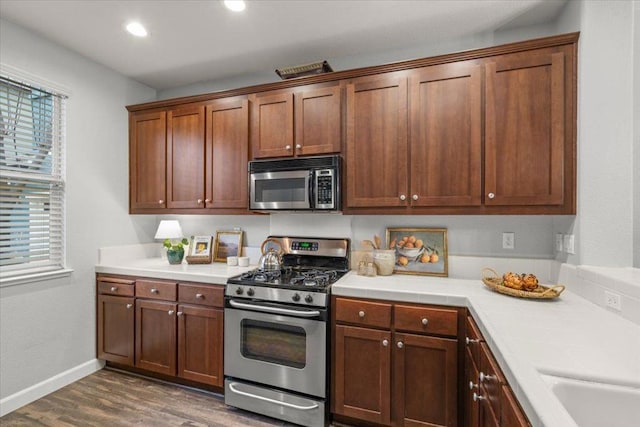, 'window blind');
0,73,67,278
